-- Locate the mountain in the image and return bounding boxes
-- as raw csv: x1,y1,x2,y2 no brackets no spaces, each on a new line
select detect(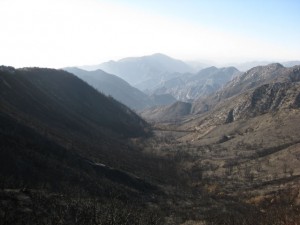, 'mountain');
152,66,240,101
64,67,176,110
191,63,300,113
228,60,300,71
217,63,287,99
0,66,157,188
0,66,148,138
141,64,300,223
80,53,193,90
63,67,154,110
142,64,300,124
172,63,300,134
0,66,183,224
168,65,300,216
